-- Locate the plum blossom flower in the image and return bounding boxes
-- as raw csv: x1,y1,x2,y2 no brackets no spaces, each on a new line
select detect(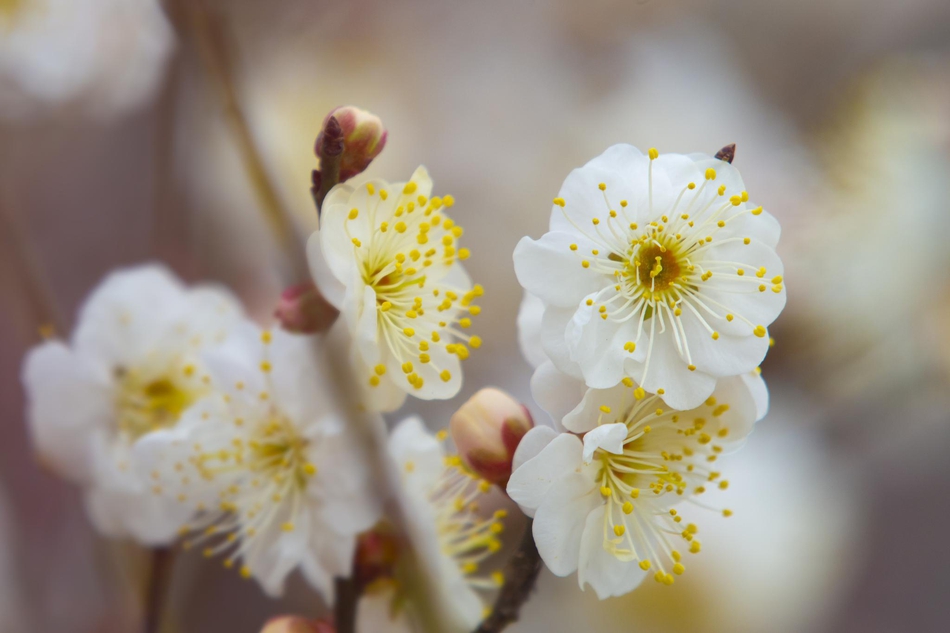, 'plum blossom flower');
0,0,174,119
20,264,243,544
136,324,381,598
513,145,785,410
308,166,484,412
507,373,767,599
387,417,509,631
